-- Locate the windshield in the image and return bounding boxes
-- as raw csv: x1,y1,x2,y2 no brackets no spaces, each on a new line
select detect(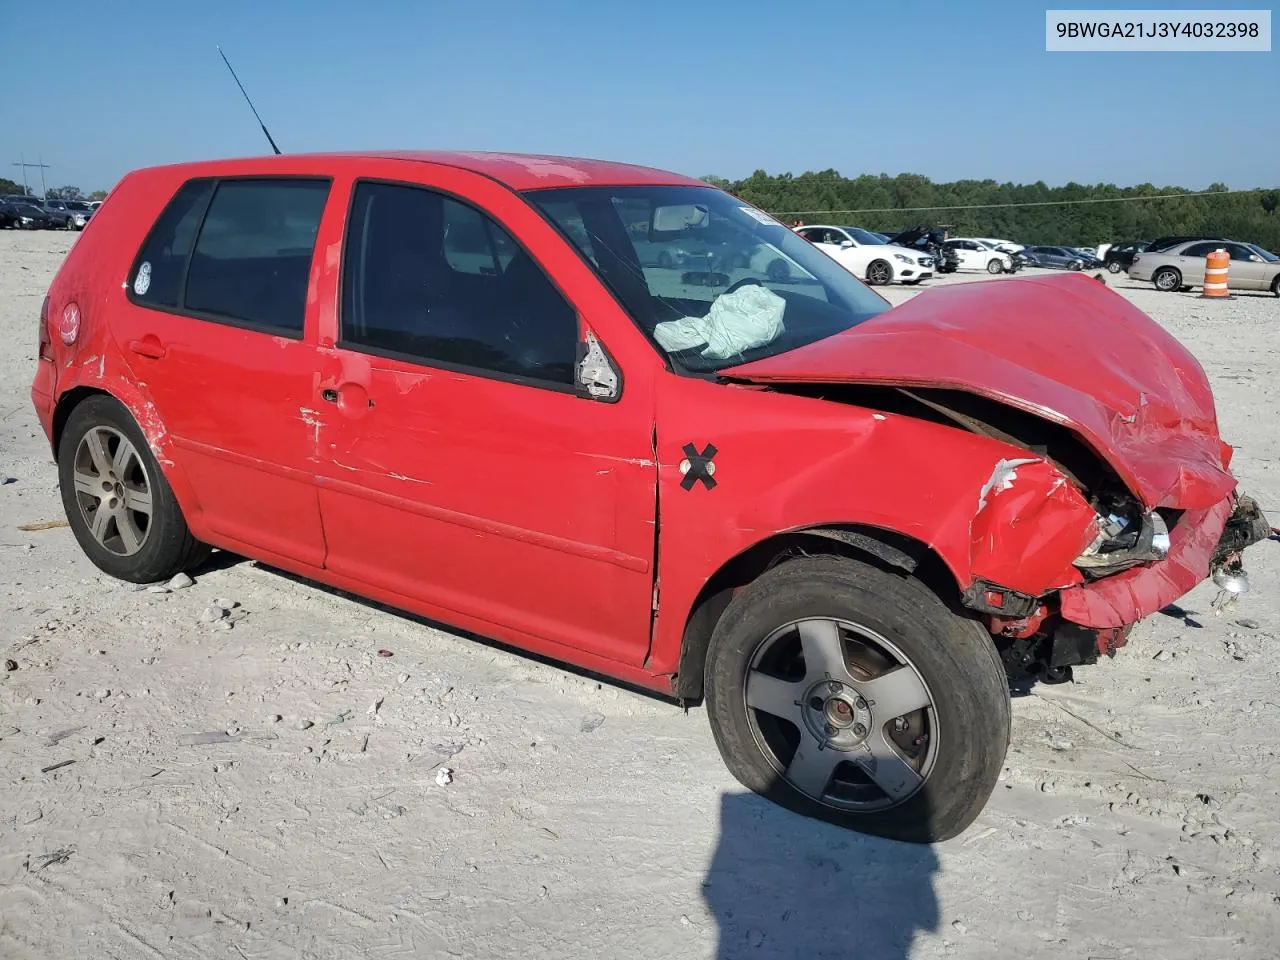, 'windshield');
841,227,886,245
1246,243,1278,262
526,185,889,372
